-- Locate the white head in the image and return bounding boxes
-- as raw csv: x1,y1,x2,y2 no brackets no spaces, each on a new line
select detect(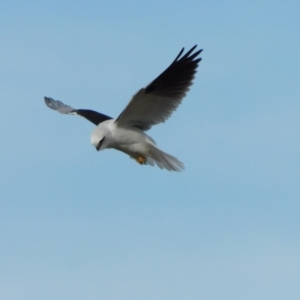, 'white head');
90,126,108,151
